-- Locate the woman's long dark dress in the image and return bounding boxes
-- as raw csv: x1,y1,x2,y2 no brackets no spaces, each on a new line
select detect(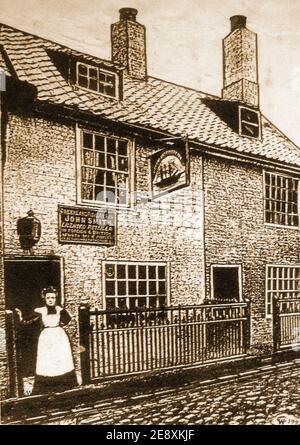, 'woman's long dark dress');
21,305,78,395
